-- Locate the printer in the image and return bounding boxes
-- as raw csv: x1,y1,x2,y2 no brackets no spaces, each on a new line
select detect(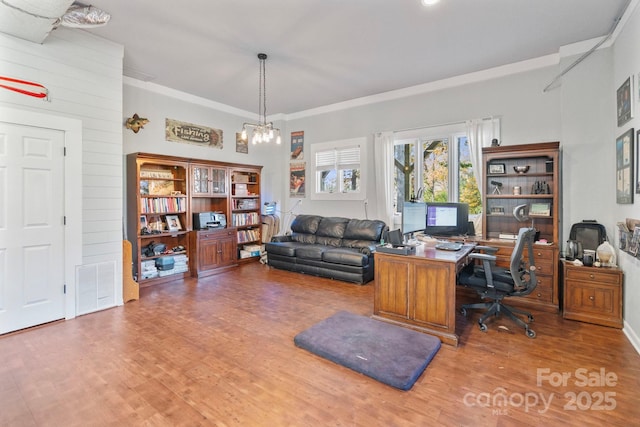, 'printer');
193,211,227,230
